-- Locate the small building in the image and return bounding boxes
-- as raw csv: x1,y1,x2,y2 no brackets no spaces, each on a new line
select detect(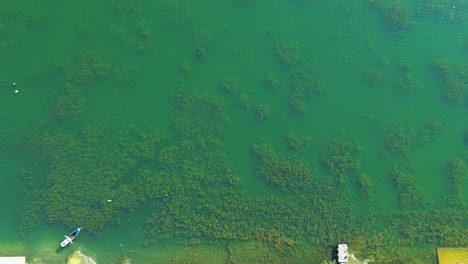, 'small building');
0,257,26,264
337,244,348,264
437,248,468,264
